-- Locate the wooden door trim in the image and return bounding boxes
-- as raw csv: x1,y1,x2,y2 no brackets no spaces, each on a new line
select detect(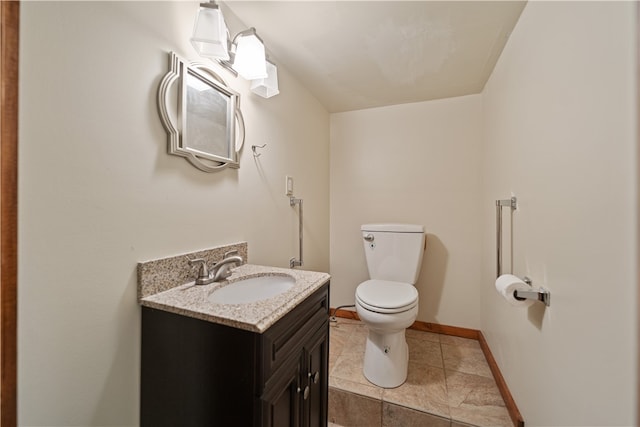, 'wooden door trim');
1,1,19,426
